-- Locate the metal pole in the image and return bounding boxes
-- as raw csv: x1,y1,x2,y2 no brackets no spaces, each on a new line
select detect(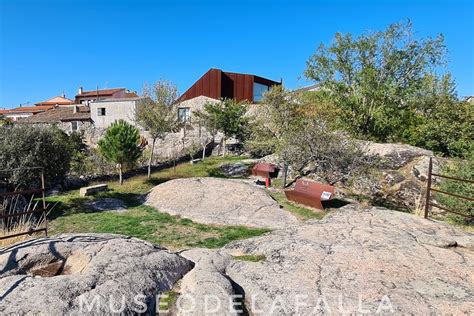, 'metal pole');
424,157,433,219
40,170,48,236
